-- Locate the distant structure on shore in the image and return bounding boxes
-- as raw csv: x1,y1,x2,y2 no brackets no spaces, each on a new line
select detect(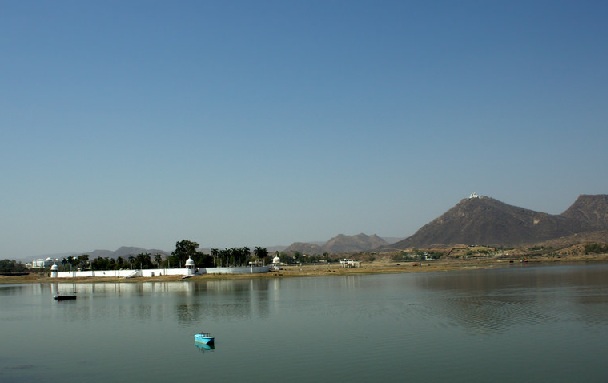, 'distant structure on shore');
26,257,54,269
